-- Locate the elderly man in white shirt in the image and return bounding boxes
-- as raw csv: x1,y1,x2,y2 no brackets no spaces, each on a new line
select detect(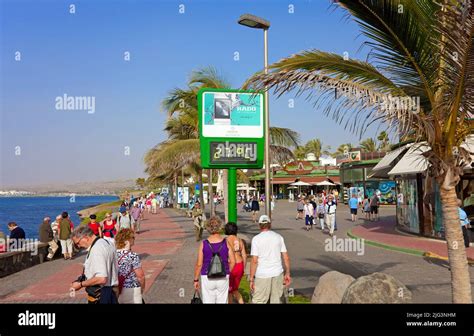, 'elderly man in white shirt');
71,226,119,304
249,215,291,304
